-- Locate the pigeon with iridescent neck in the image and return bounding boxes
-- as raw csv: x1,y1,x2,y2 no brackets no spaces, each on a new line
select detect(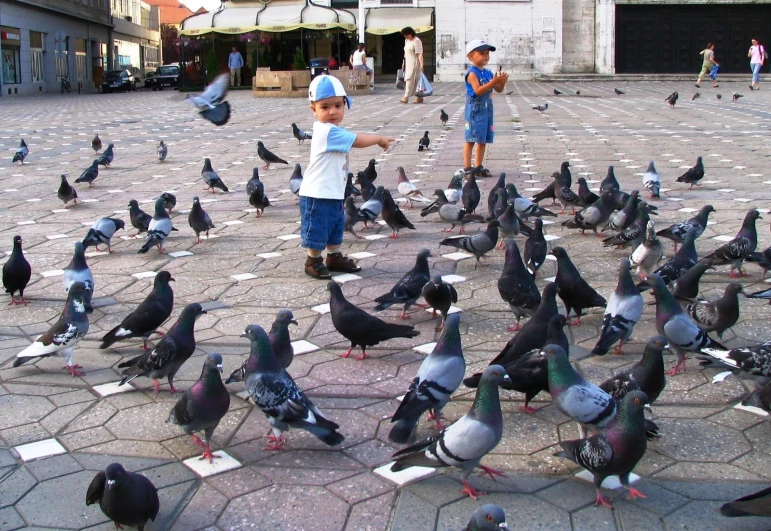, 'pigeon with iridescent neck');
656,204,714,251
637,227,699,292
246,167,271,218
592,259,643,356
600,335,667,404
225,309,298,383
701,209,761,277
465,504,509,531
